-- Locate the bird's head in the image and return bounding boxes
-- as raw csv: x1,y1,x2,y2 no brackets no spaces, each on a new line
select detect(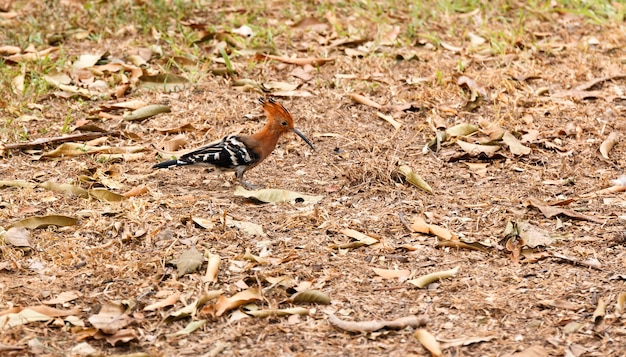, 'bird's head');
259,97,315,150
